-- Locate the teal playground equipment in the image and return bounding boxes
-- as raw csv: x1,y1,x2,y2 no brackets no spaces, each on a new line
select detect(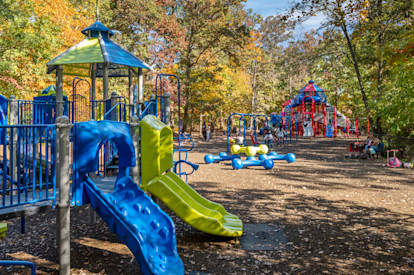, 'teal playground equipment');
0,19,243,274
0,20,191,274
